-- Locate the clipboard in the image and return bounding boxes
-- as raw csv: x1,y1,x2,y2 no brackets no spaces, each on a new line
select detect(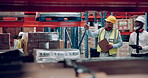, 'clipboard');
98,38,109,52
